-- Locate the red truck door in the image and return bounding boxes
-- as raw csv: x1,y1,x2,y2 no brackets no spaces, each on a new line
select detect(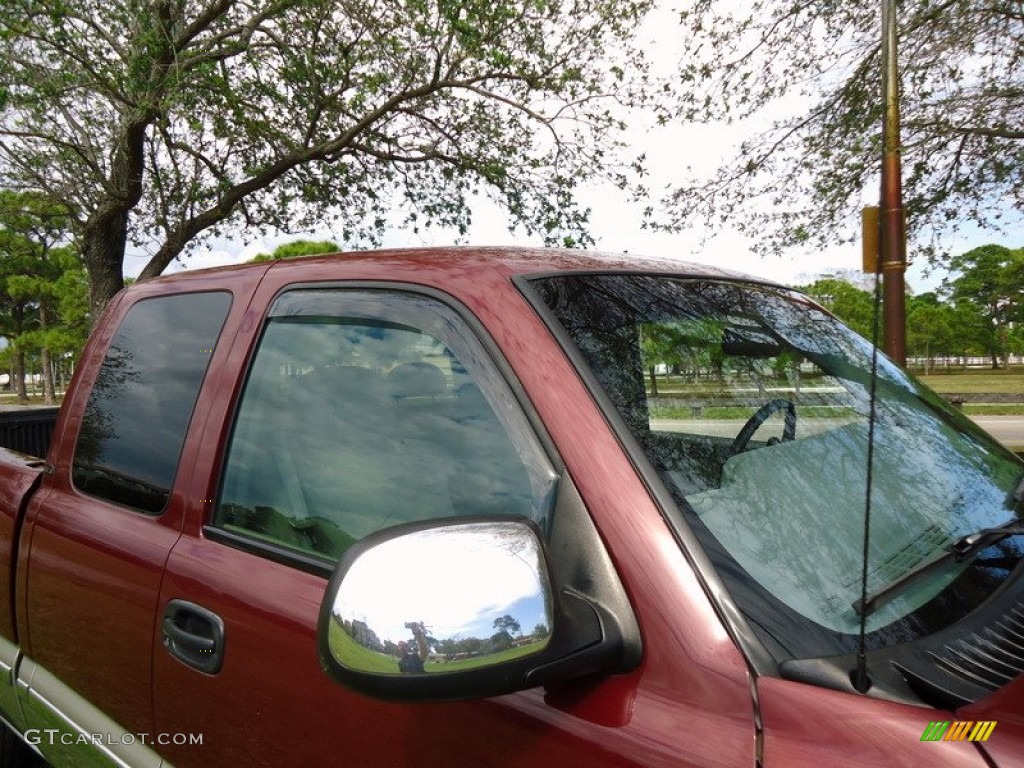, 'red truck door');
152,282,756,767
18,289,233,741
